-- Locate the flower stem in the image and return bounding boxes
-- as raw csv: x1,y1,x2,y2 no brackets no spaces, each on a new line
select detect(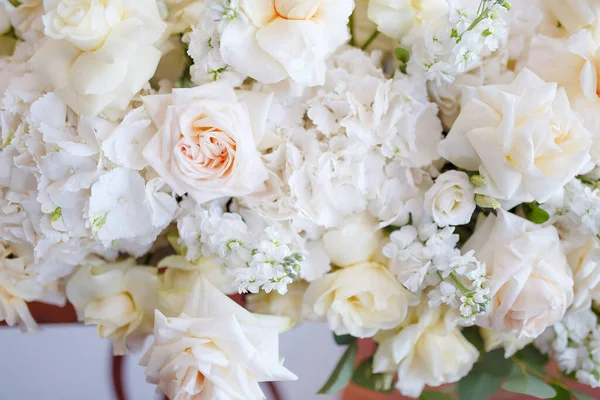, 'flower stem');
361,31,380,50
348,13,355,46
